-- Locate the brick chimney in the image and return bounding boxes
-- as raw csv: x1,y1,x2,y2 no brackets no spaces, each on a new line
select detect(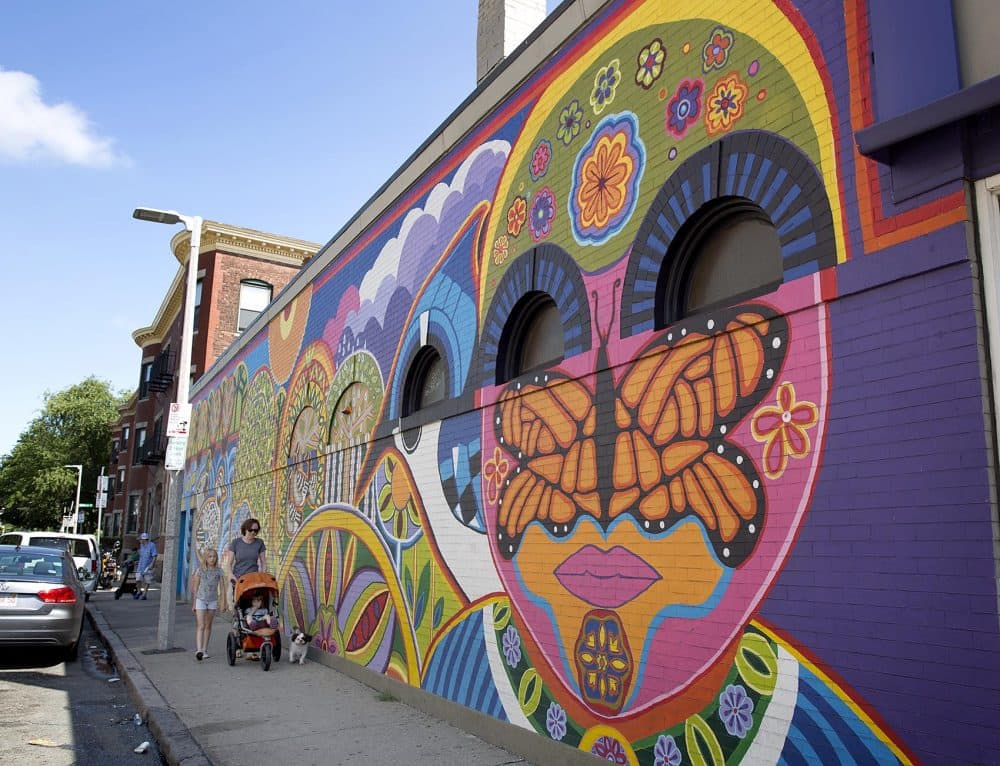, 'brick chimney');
477,0,547,83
